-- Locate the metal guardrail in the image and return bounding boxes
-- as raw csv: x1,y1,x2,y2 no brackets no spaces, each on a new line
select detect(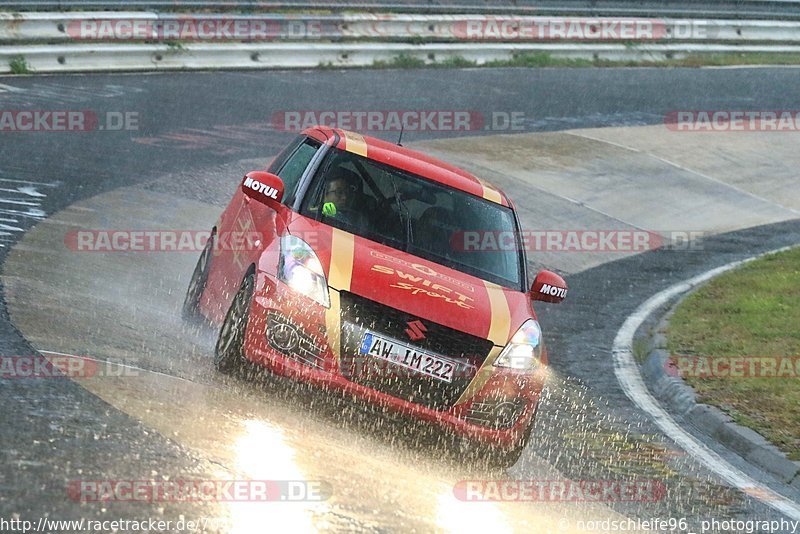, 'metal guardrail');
3,41,800,74
3,12,800,43
3,10,800,73
3,1,800,20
